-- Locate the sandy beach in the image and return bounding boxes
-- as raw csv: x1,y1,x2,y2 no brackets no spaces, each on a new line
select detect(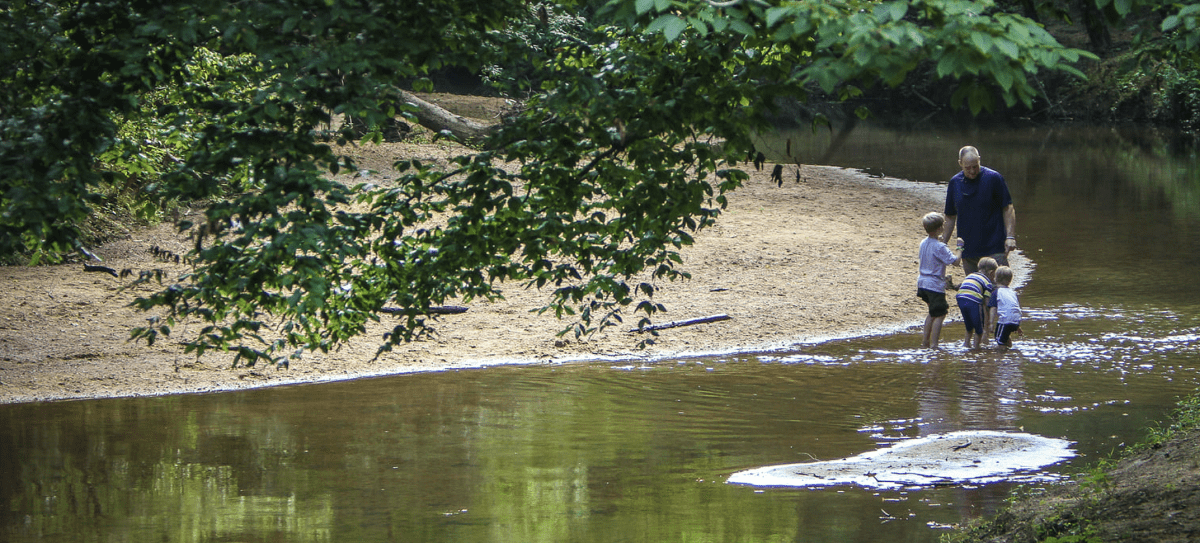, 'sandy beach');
0,138,957,404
